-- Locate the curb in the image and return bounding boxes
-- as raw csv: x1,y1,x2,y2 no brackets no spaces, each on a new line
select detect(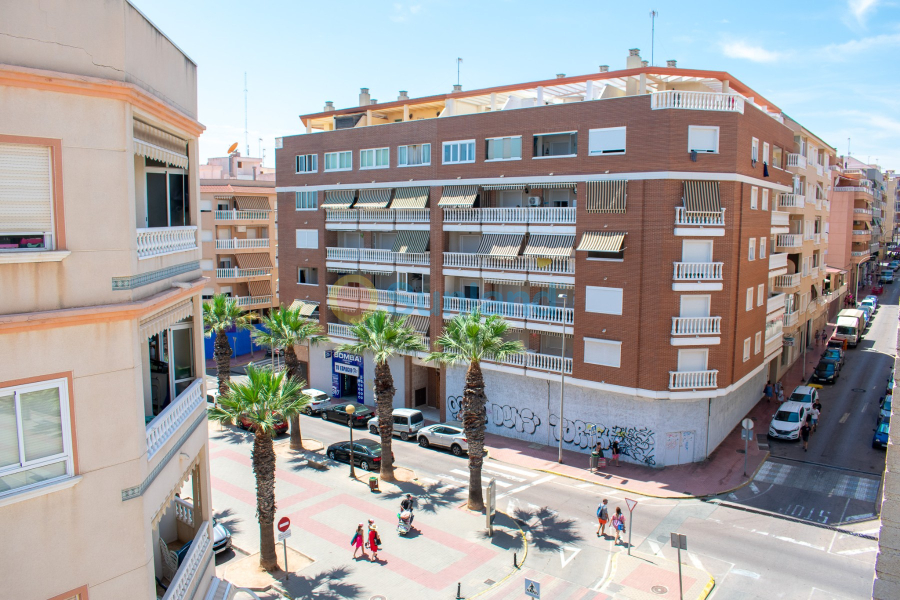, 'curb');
697,571,716,600
464,508,529,600
605,550,715,600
